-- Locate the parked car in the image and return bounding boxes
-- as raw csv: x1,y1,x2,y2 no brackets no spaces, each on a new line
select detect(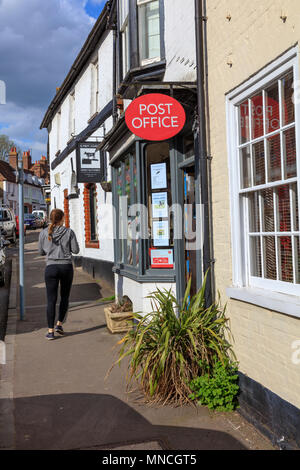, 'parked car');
33,214,44,229
0,206,17,243
0,227,10,287
32,210,48,227
15,215,27,237
24,213,39,230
